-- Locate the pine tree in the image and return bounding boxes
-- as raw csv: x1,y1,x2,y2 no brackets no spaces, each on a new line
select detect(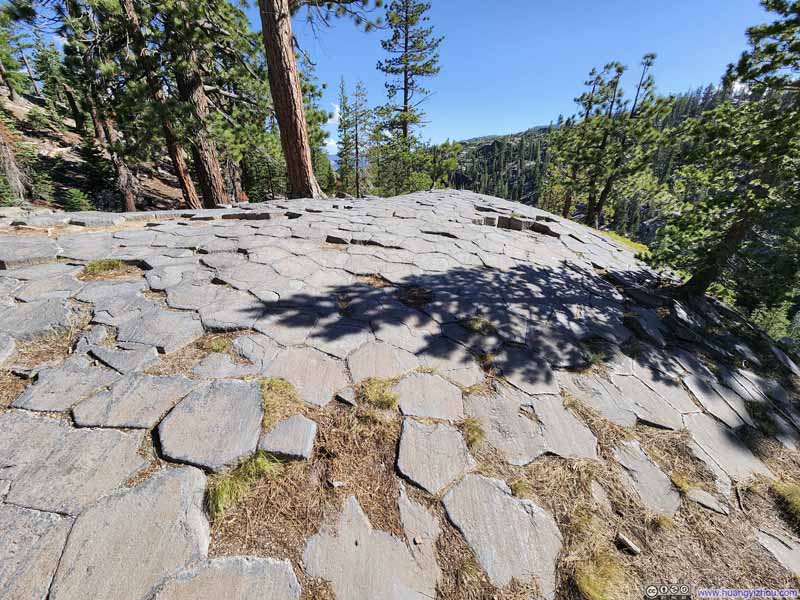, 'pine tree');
351,80,370,197
336,77,355,194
